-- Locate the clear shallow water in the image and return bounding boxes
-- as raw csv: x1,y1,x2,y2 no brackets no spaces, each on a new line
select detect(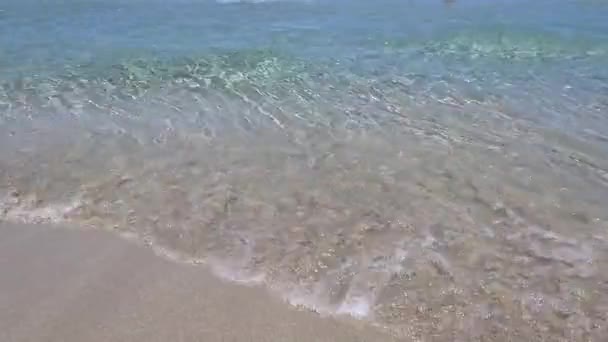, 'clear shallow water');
2,0,608,340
